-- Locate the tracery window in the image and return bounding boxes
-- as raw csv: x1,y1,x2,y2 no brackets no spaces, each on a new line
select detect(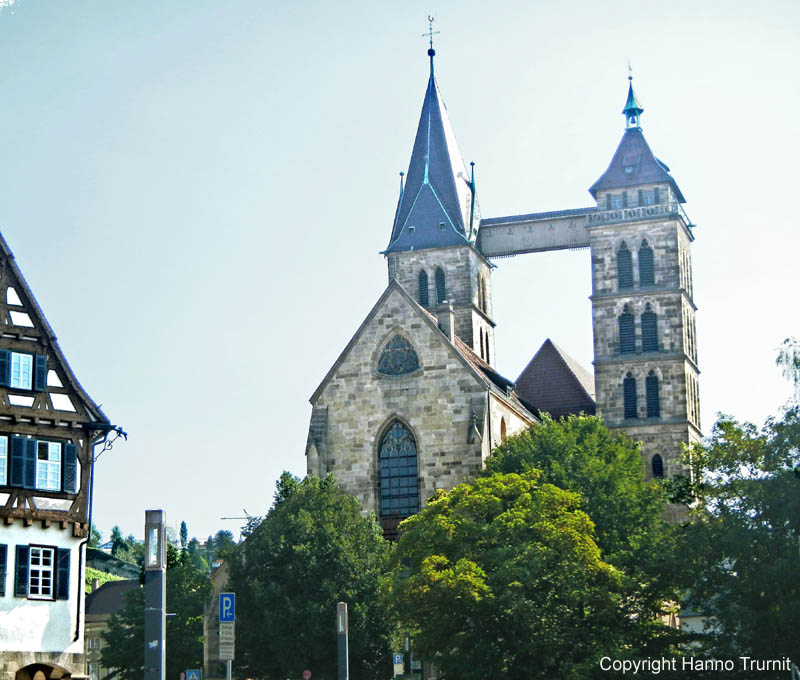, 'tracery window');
435,267,446,304
639,240,654,286
623,372,637,419
378,421,419,540
418,271,429,306
641,305,658,352
377,335,419,376
619,306,635,354
646,371,660,418
617,243,633,289
651,453,664,479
